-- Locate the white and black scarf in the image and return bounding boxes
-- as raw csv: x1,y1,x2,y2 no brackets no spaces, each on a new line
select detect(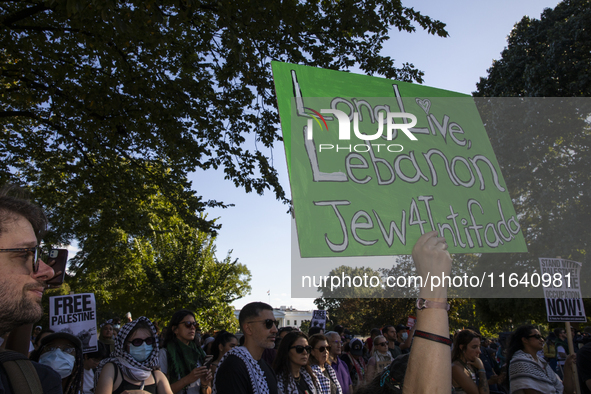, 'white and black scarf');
277,367,318,394
509,350,563,394
212,346,269,394
95,316,160,386
310,363,342,394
